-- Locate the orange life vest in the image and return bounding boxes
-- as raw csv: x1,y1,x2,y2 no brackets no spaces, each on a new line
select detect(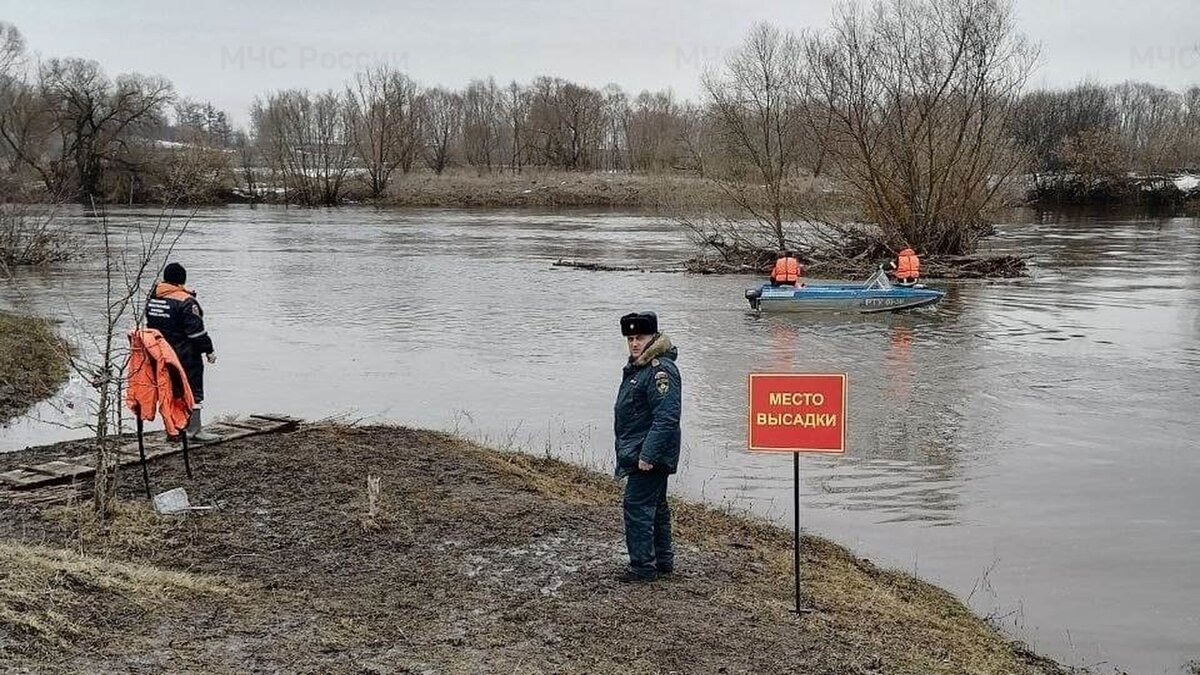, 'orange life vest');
126,328,195,436
771,257,802,284
896,248,920,280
